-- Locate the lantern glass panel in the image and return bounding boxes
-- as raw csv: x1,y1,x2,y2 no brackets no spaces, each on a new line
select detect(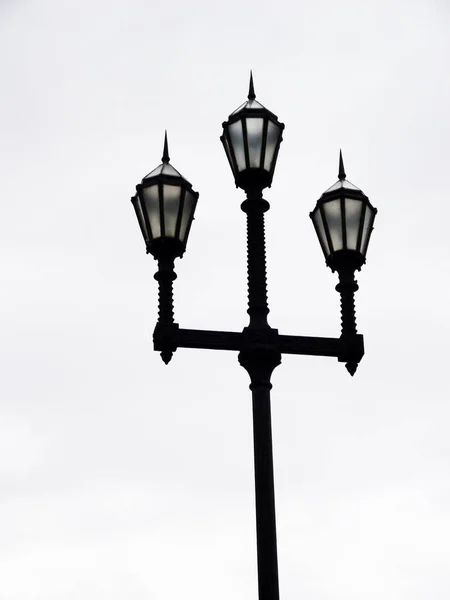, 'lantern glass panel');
229,121,246,171
142,185,161,238
264,121,280,171
361,205,375,256
134,197,150,242
163,184,181,237
222,135,231,164
179,190,196,243
312,209,330,256
345,198,362,251
323,199,343,252
325,179,360,193
162,164,181,177
231,99,264,114
247,99,264,110
145,163,182,179
246,117,264,168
